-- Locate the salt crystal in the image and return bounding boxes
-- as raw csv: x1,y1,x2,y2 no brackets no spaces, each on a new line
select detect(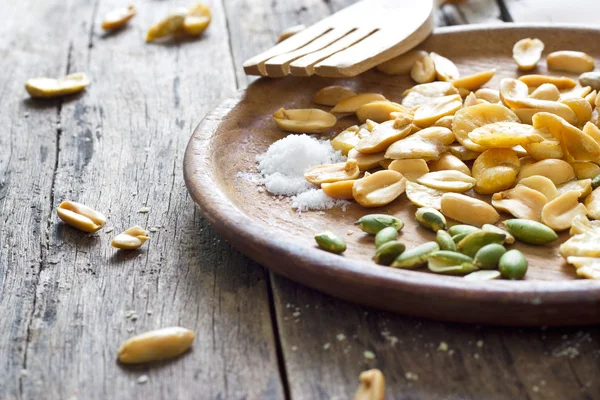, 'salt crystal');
137,375,149,384
291,189,350,212
405,372,419,381
138,207,151,213
363,350,375,360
